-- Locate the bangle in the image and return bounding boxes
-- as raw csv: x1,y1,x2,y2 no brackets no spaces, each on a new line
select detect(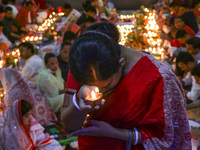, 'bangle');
133,127,138,145
126,130,133,150
72,93,81,111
